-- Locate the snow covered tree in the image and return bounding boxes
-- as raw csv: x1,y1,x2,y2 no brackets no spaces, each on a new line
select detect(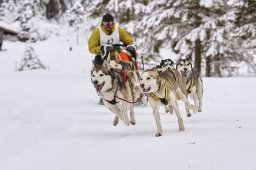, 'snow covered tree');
17,0,48,42
18,46,46,71
136,0,256,76
65,0,85,44
17,1,36,42
0,0,18,23
65,1,85,27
